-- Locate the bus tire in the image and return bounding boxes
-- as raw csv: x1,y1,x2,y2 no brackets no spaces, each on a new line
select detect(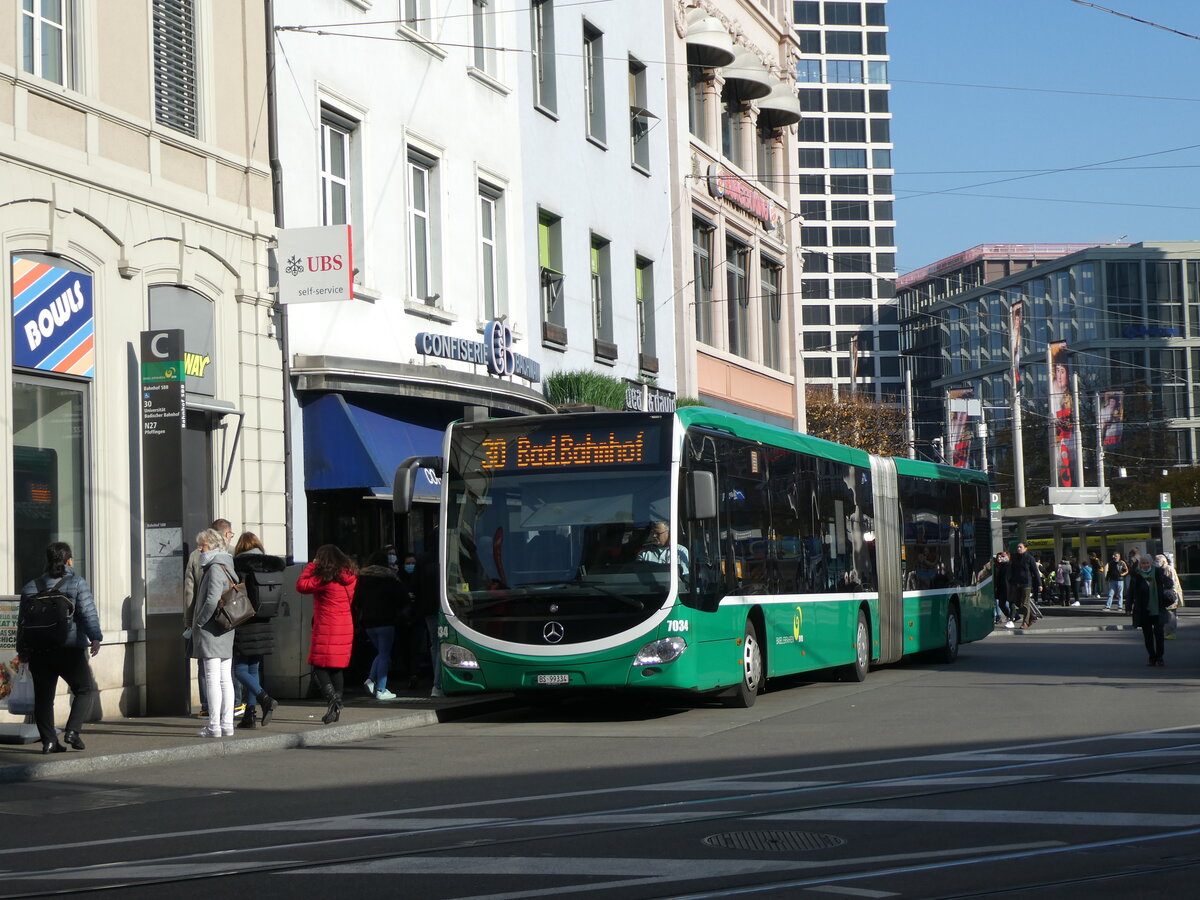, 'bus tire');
937,603,960,664
728,619,764,708
840,610,870,683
